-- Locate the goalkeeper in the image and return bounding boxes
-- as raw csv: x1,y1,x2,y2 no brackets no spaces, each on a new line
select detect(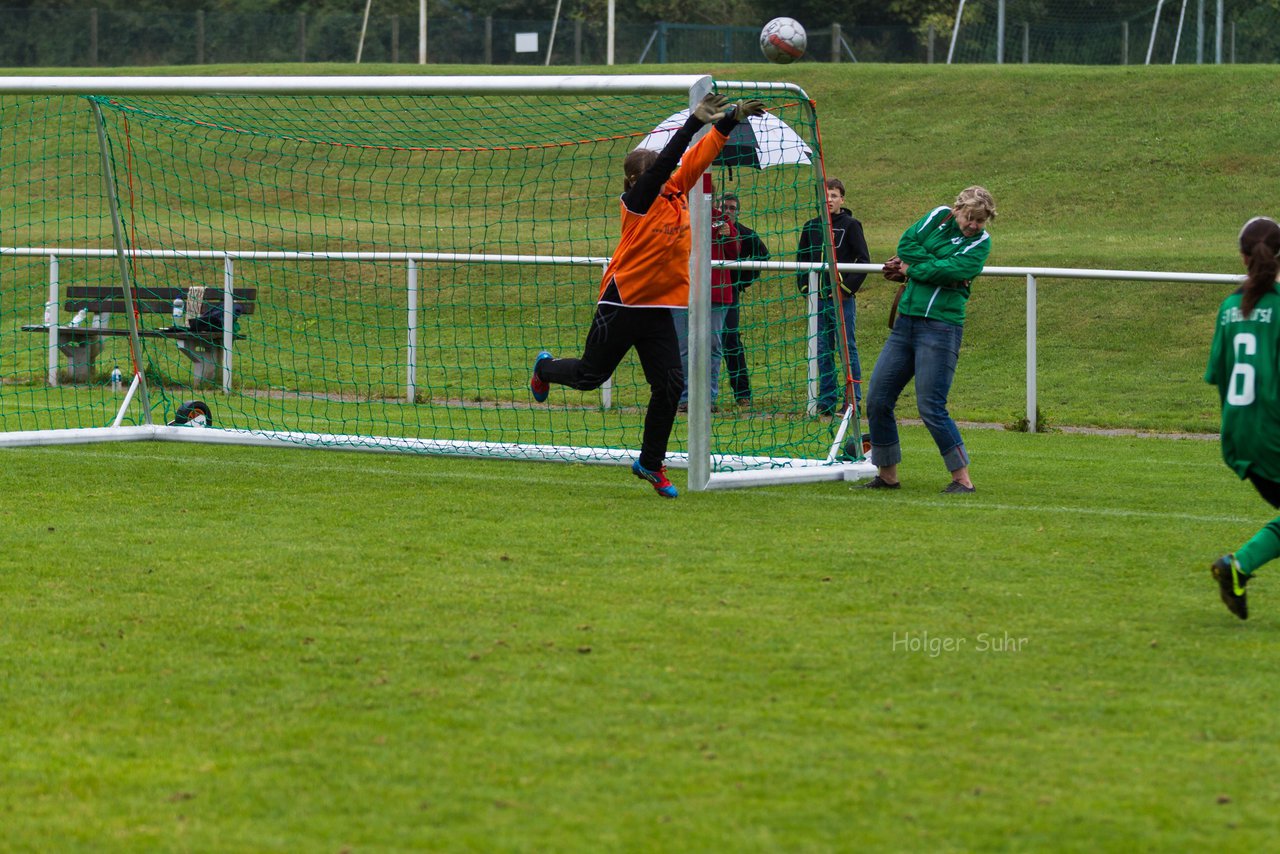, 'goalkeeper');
529,93,766,498
1206,216,1280,620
